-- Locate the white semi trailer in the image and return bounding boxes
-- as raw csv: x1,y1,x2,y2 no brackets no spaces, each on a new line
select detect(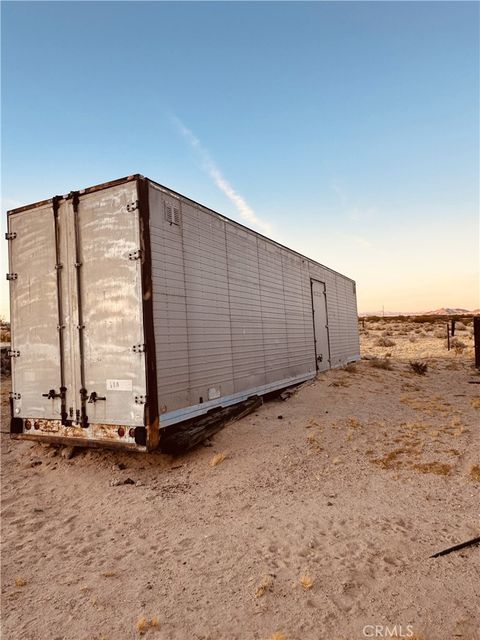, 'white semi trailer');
6,175,360,451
